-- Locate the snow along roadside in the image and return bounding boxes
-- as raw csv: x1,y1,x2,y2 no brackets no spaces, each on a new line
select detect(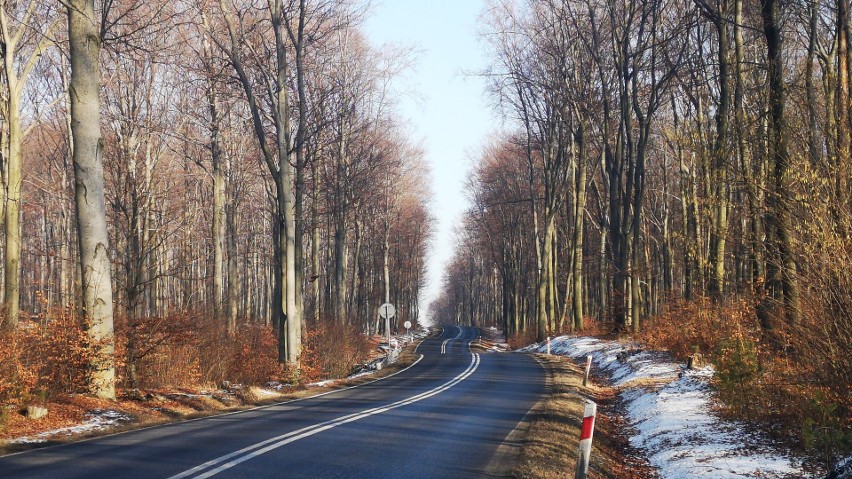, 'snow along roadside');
520,336,805,479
